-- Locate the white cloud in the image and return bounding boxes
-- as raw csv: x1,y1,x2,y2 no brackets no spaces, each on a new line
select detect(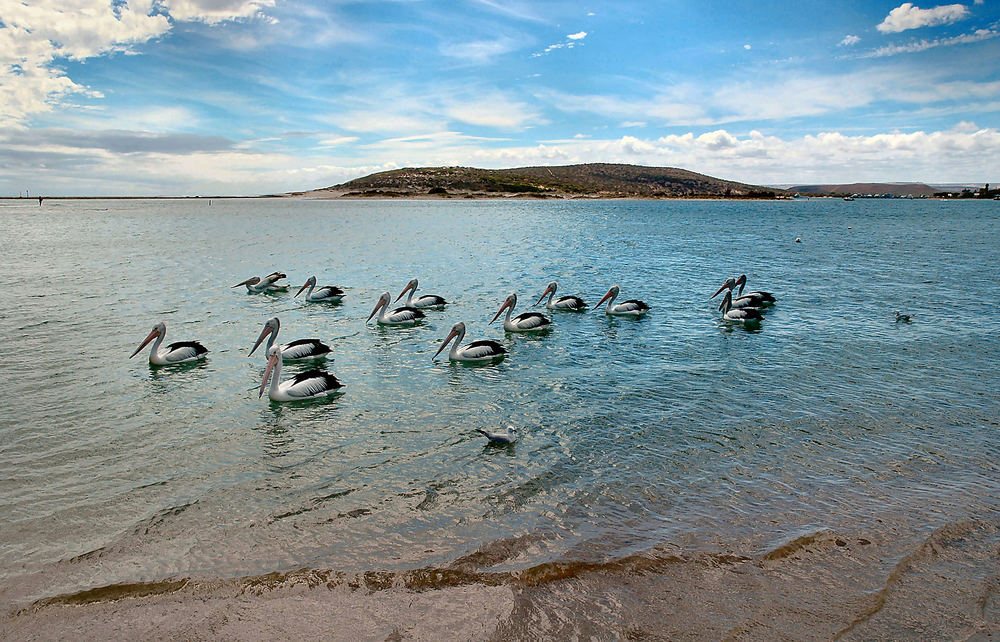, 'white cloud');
567,31,588,40
860,28,998,57
444,94,540,130
0,0,274,126
439,37,521,63
839,35,861,46
877,3,969,34
743,44,752,50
